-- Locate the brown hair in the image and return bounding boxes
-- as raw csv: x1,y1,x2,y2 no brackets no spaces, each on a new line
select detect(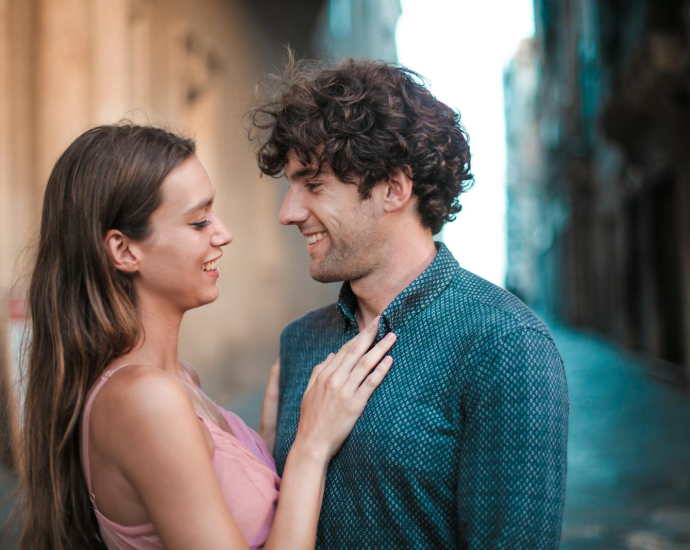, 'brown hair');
248,55,473,234
16,123,195,549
